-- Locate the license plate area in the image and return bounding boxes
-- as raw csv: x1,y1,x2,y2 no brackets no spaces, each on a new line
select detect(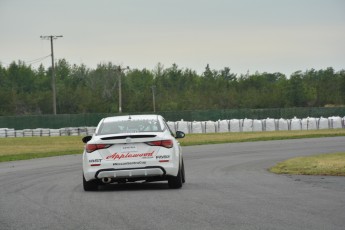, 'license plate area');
121,145,138,152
